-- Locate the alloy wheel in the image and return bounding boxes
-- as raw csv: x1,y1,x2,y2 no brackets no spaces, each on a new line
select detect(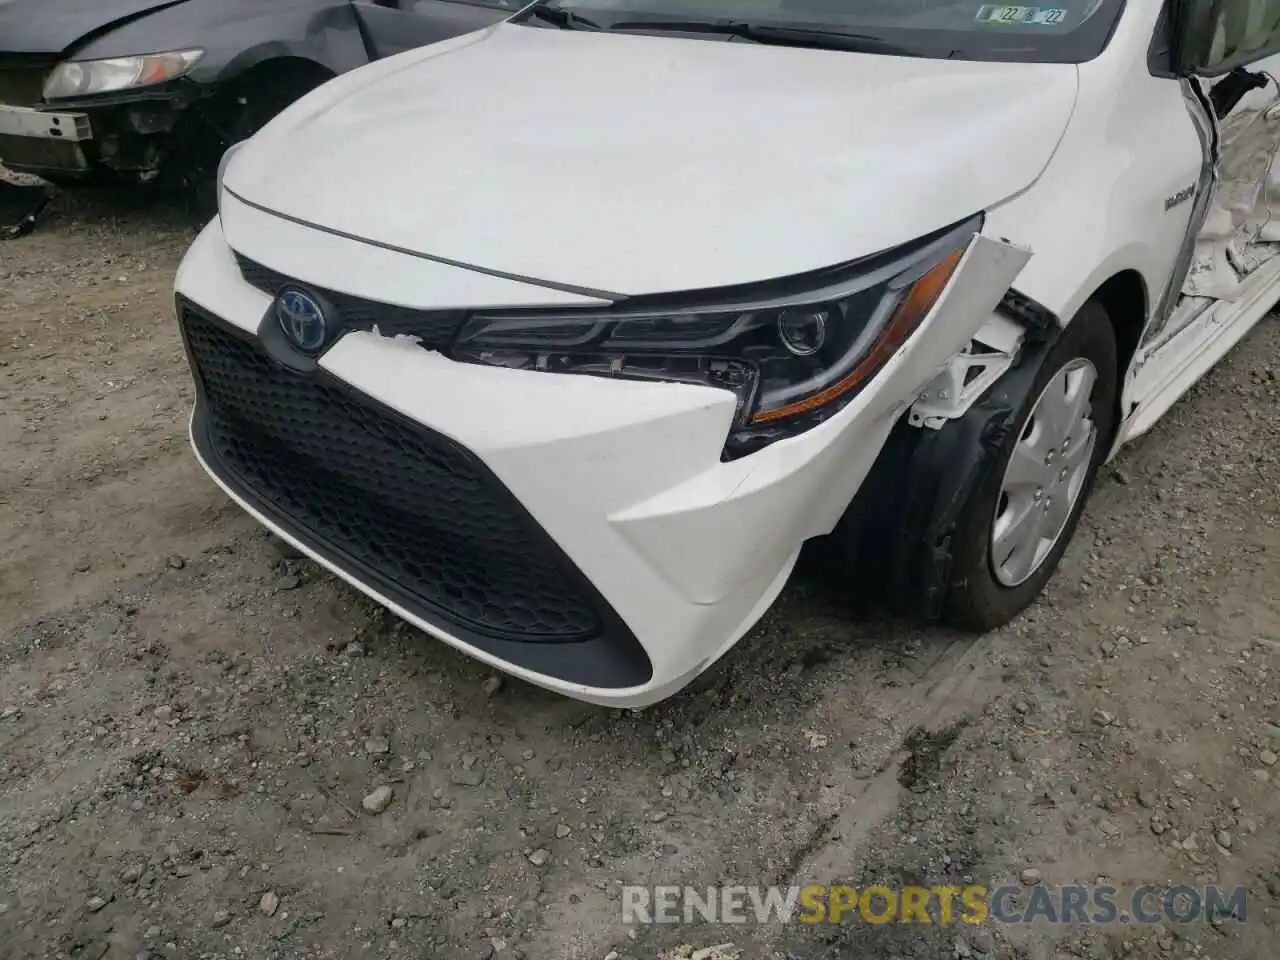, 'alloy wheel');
990,357,1098,587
